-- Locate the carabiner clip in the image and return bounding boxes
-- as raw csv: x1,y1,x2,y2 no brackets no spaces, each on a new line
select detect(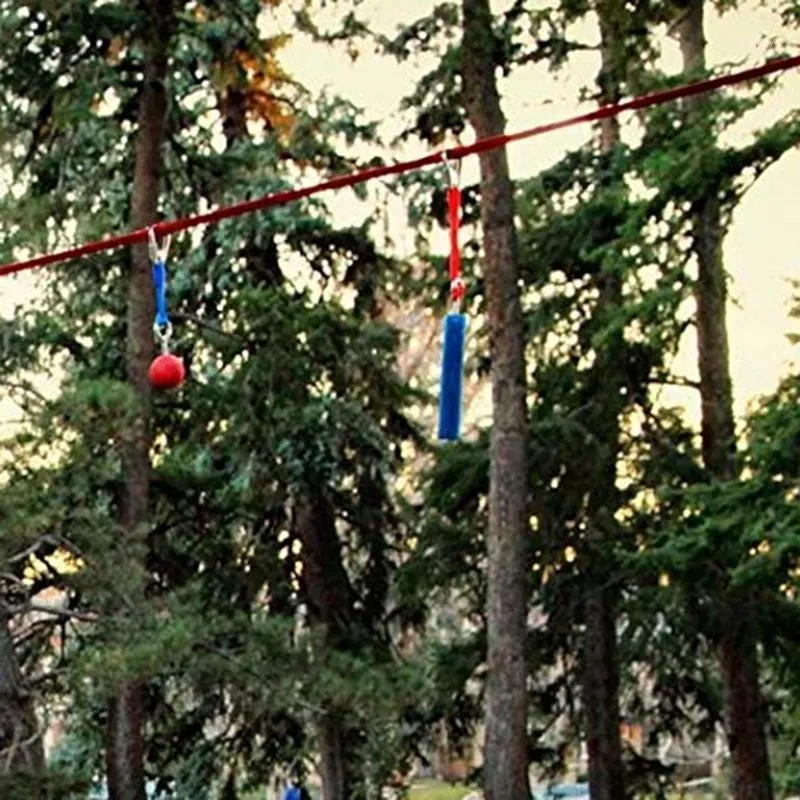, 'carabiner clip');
148,226,171,265
153,320,173,354
442,151,460,188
